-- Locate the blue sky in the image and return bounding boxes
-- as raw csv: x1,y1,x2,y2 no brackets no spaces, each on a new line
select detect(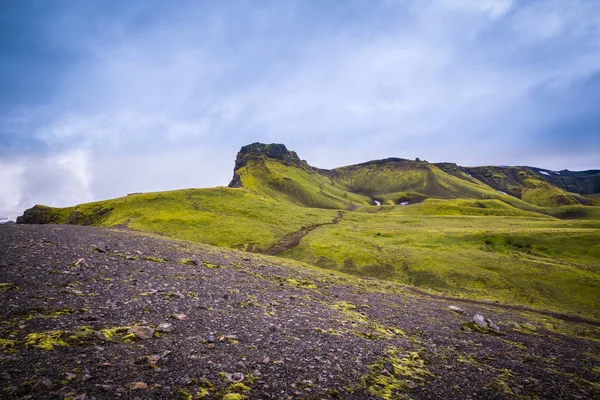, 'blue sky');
1,0,599,219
